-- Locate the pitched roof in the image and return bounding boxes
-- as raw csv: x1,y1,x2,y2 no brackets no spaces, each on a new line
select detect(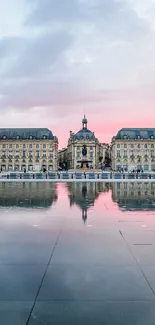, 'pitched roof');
116,128,155,140
0,128,54,140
